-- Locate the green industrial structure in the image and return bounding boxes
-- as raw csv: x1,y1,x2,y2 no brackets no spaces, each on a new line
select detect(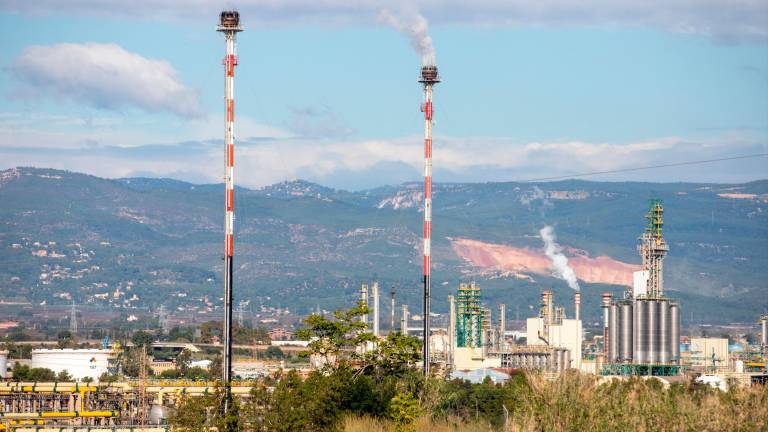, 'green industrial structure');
456,282,483,348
